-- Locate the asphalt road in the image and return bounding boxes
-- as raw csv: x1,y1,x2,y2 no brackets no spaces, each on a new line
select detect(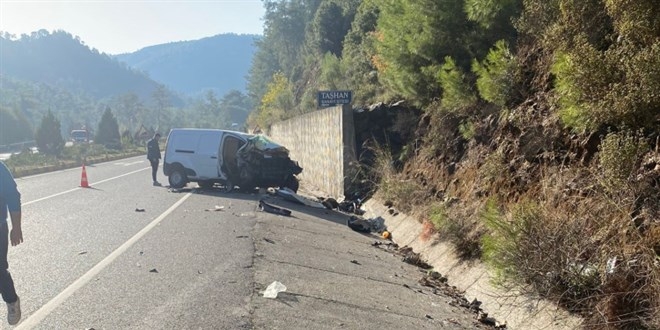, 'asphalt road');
3,156,490,329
